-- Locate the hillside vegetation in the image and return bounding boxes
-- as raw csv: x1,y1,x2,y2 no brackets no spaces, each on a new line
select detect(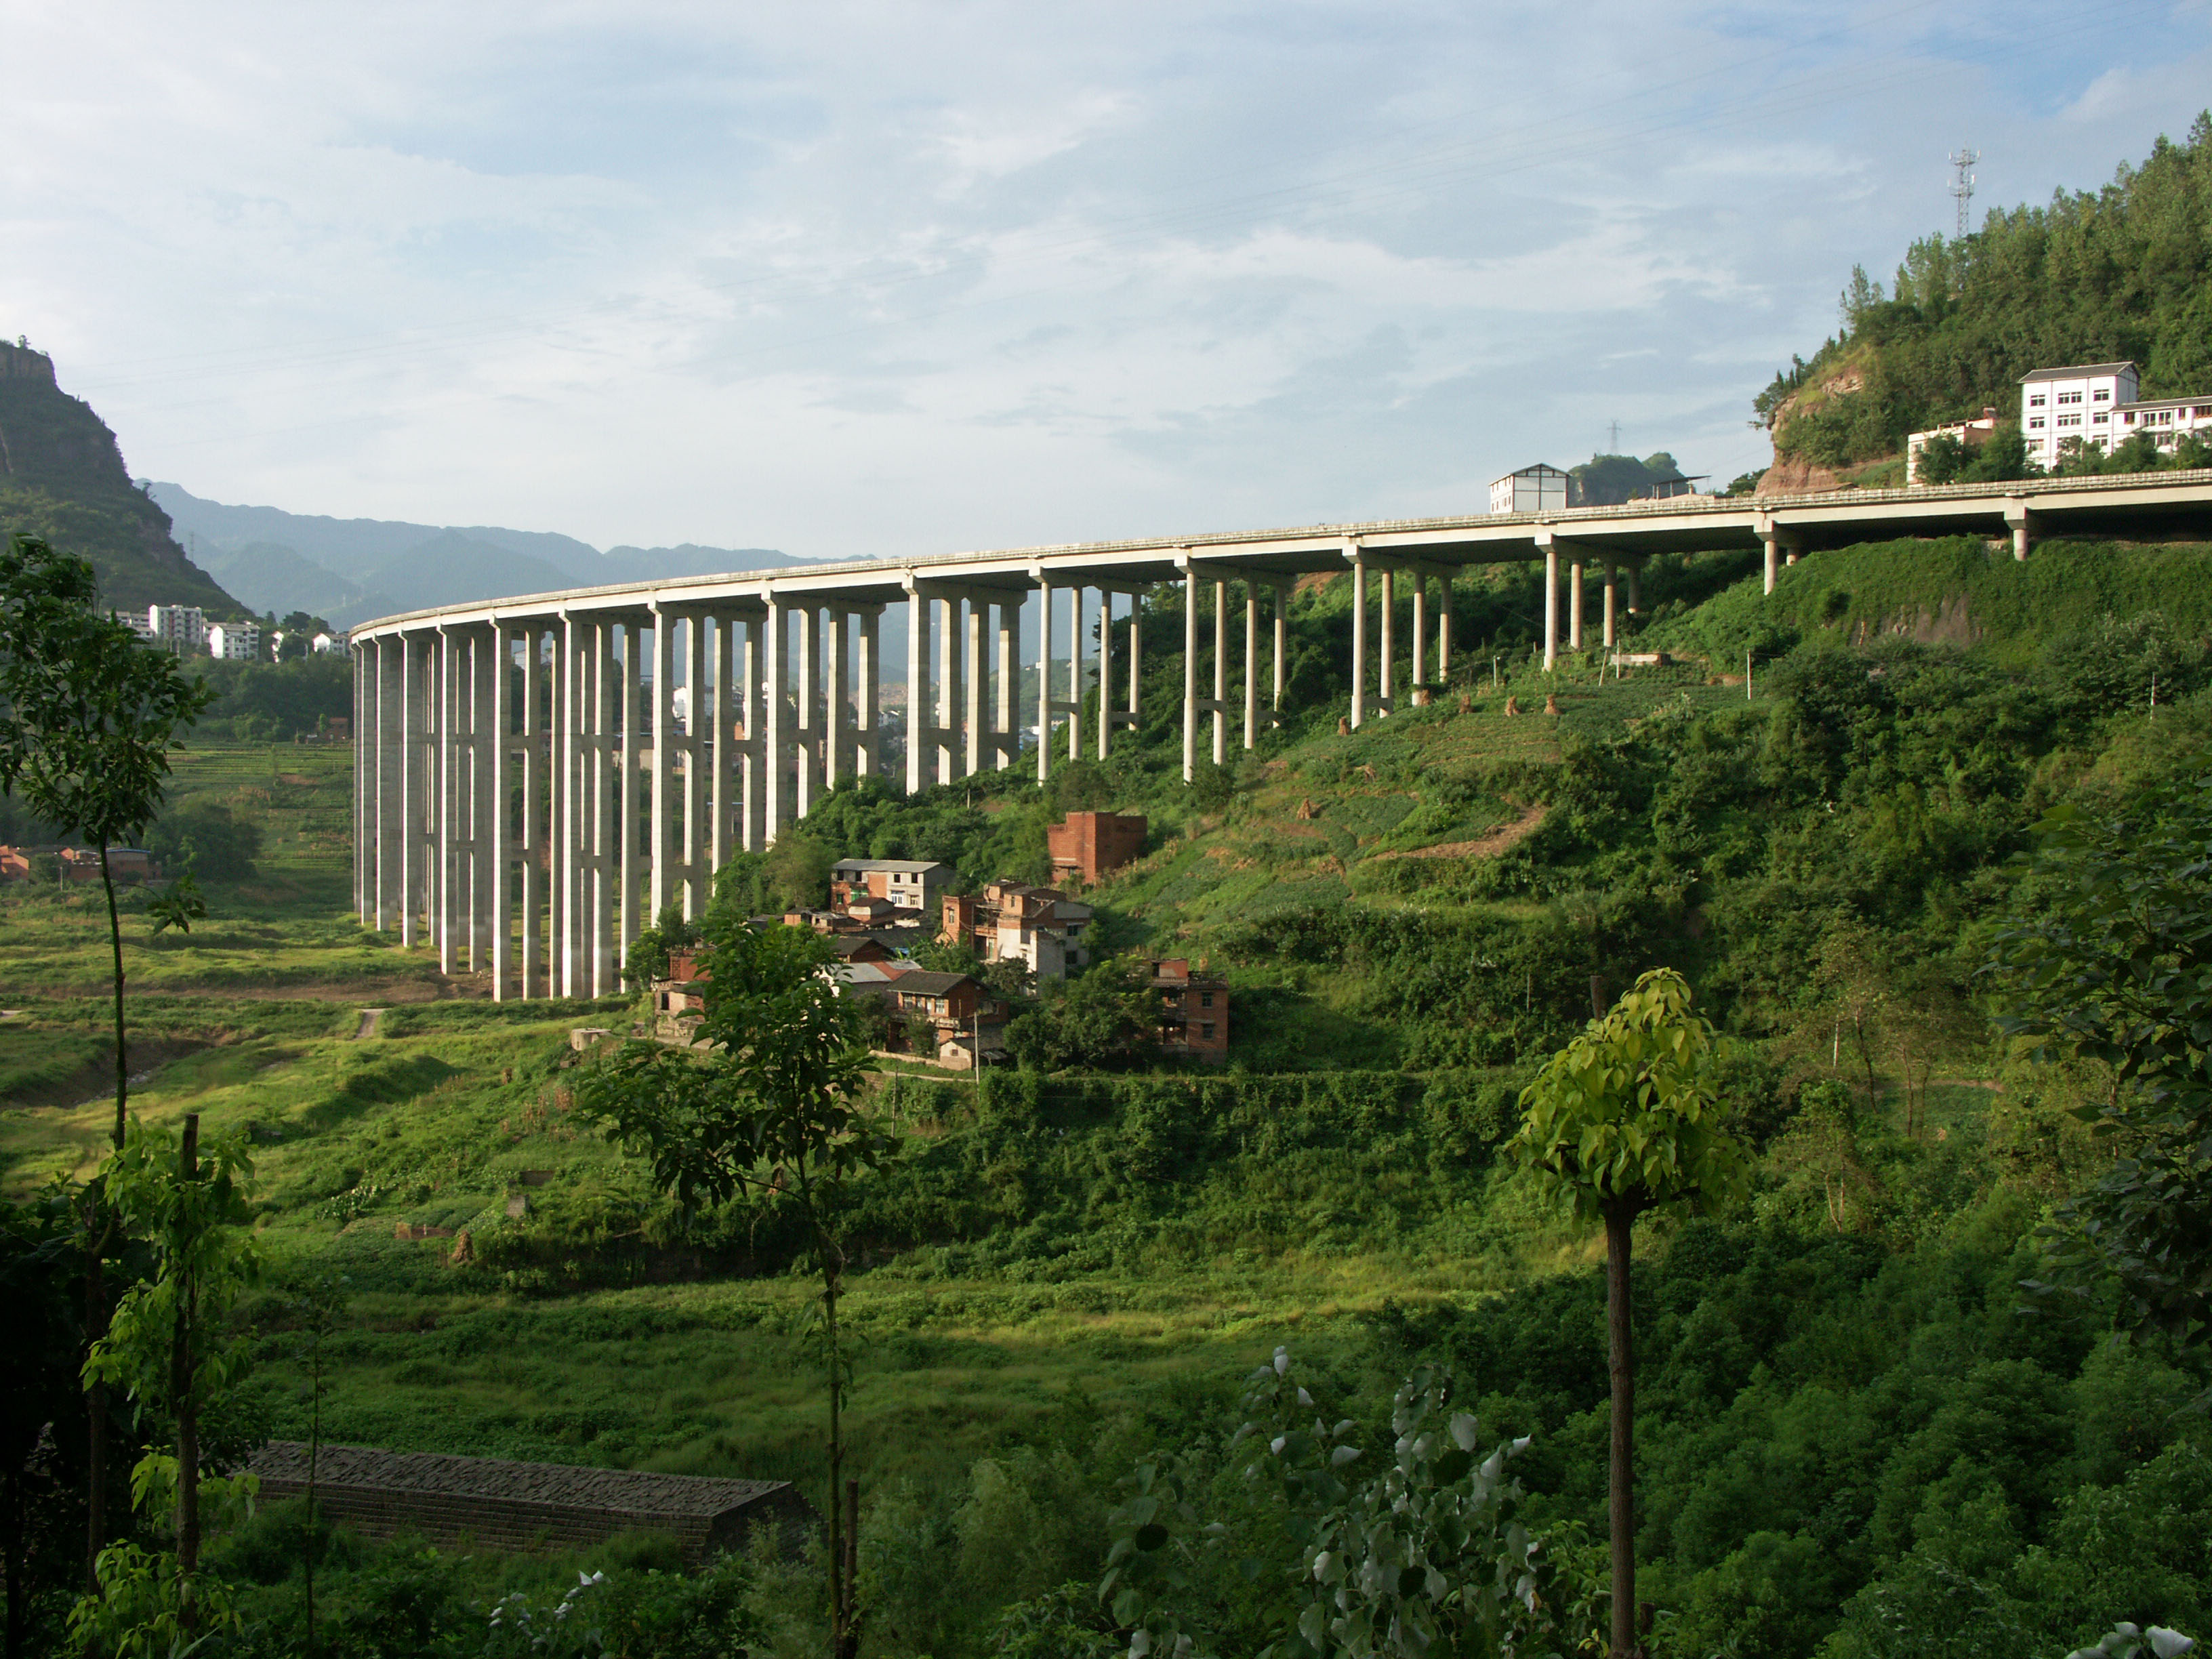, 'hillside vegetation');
1759,113,2212,476
3,531,2212,1658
